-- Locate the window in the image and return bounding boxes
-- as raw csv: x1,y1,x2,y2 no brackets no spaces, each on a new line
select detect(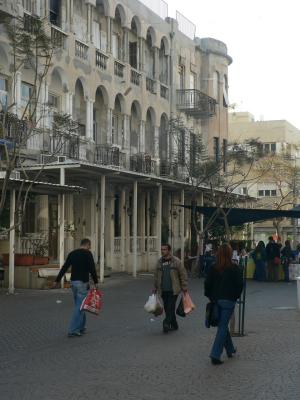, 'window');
178,129,185,165
48,93,60,110
21,82,34,117
129,42,138,69
263,143,276,153
49,0,60,26
258,189,277,197
213,137,220,162
178,65,185,90
241,187,248,195
223,138,227,171
0,76,8,110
